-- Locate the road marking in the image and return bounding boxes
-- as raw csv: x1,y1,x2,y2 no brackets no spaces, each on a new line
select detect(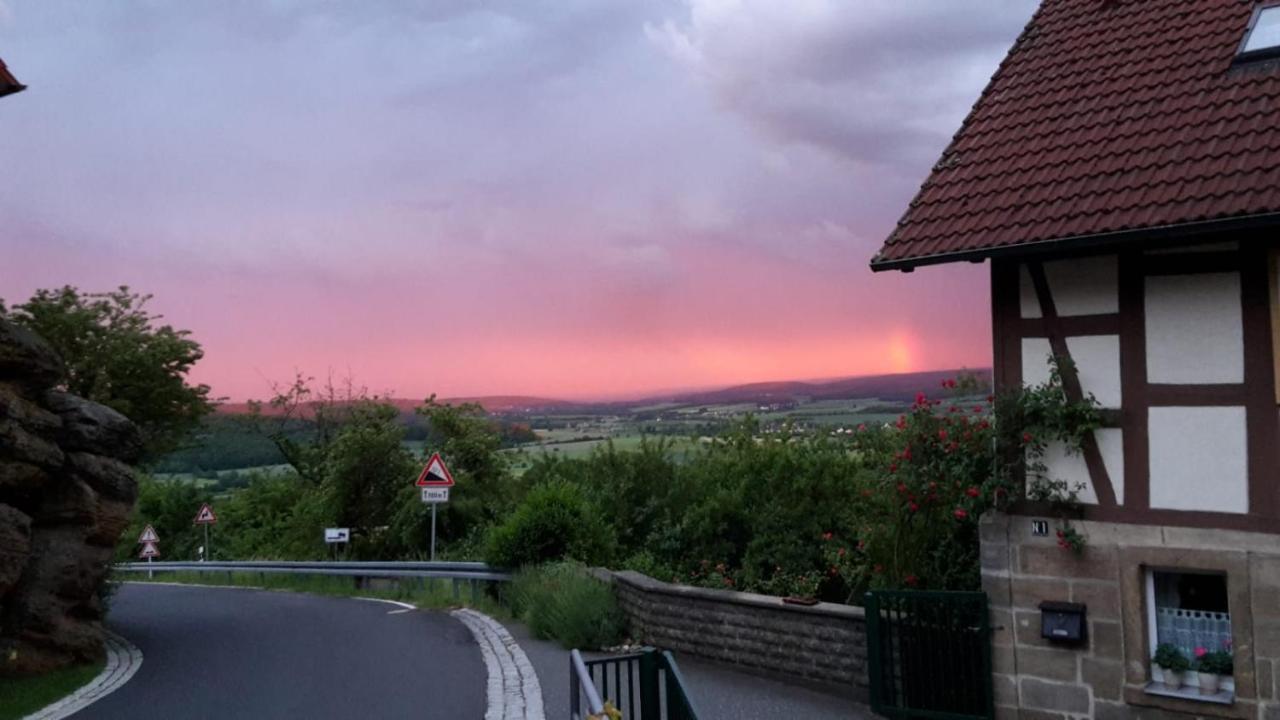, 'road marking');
352,597,417,612
452,608,545,720
21,631,143,720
